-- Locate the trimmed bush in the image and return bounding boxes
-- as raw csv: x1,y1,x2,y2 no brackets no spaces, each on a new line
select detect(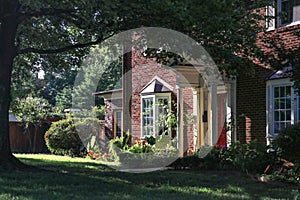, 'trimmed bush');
45,118,103,156
44,118,83,156
272,123,300,163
